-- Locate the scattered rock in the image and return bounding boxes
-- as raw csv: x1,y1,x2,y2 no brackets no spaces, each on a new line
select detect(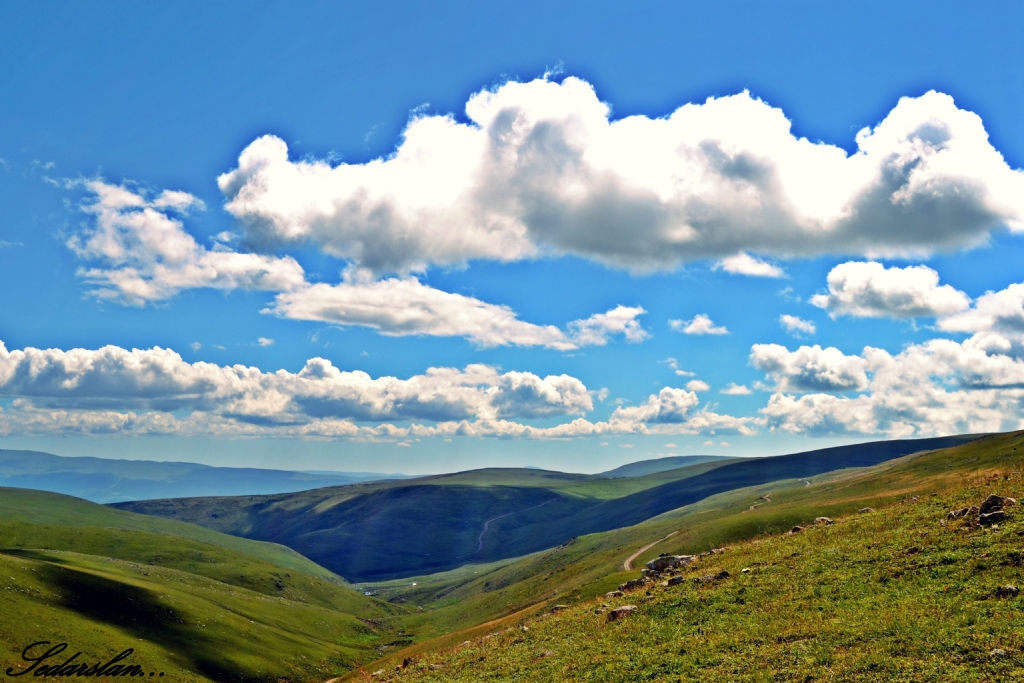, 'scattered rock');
990,649,1009,658
594,608,605,614
640,569,662,580
401,658,414,668
667,575,685,586
618,578,647,592
698,548,726,558
789,526,805,535
814,517,833,525
551,604,568,613
646,555,697,572
947,507,972,519
980,510,1009,525
911,495,919,502
696,575,716,584
520,625,529,632
995,585,1019,598
715,570,730,579
741,567,751,573
981,494,1009,515
605,590,624,598
607,605,637,621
